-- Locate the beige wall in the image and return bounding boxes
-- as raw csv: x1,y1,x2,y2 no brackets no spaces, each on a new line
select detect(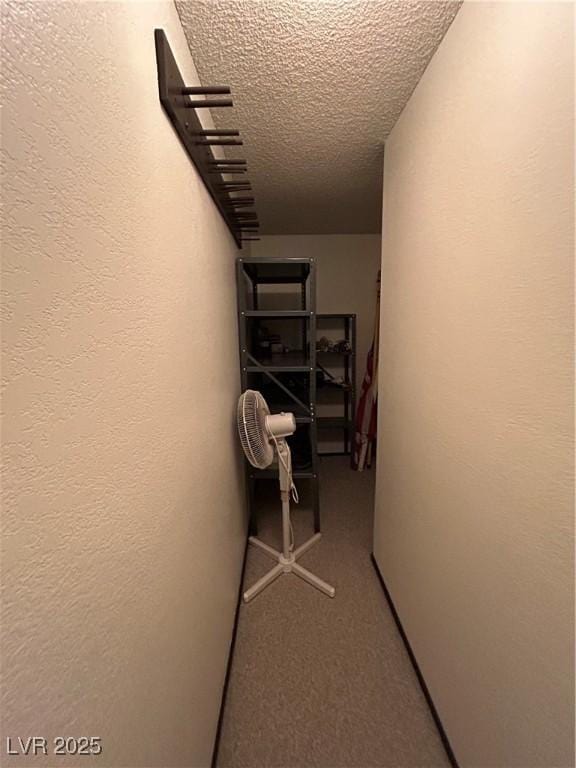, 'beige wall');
1,2,246,766
374,3,574,767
